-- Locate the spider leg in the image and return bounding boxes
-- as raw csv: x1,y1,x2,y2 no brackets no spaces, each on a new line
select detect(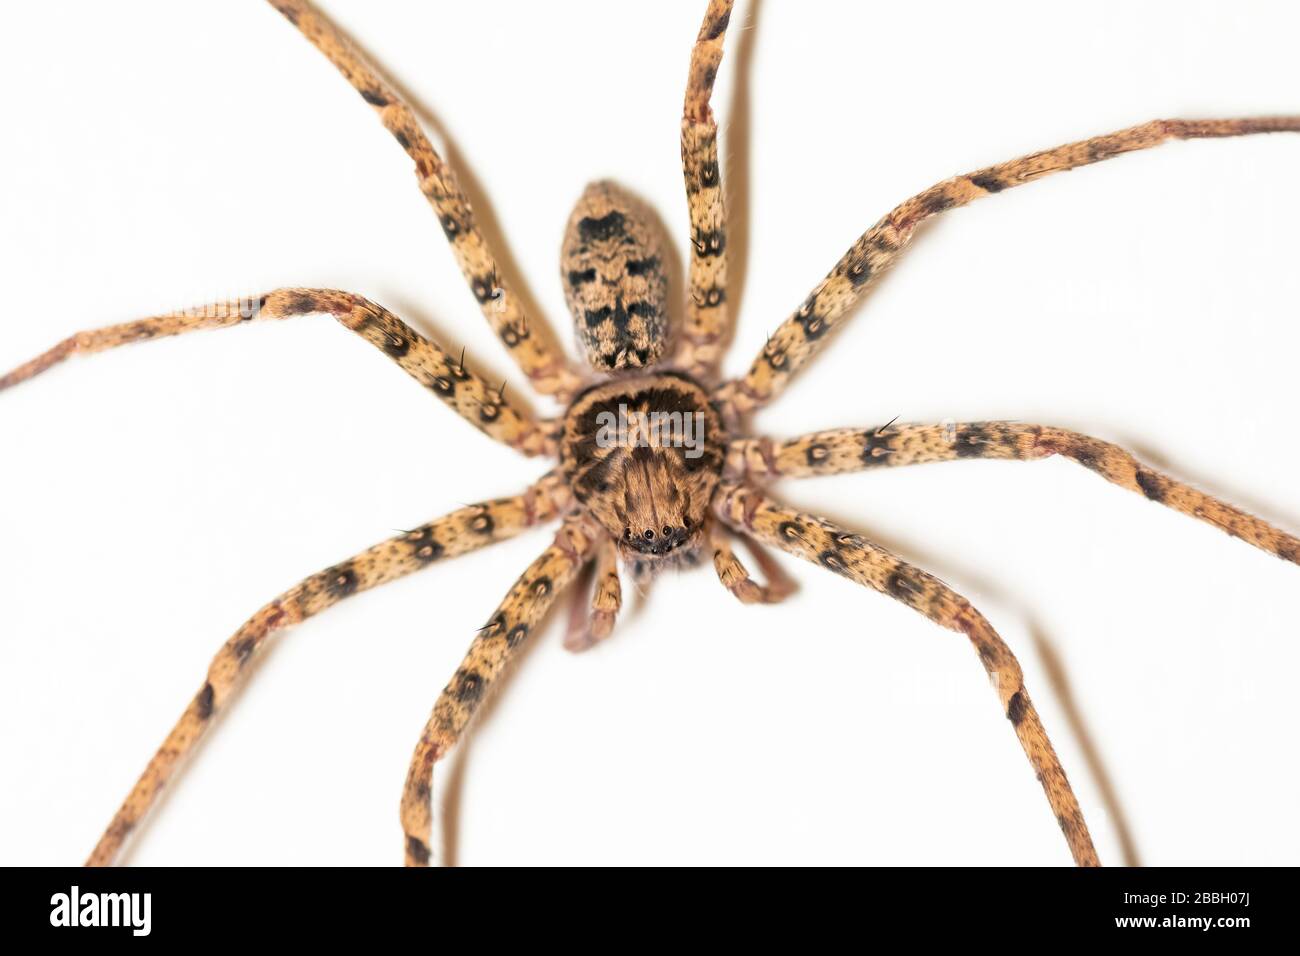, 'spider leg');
266,0,580,400
562,558,598,651
400,512,601,866
716,115,1300,416
673,0,735,380
709,519,792,604
713,481,1100,866
0,288,551,456
728,422,1300,565
563,535,622,653
739,530,800,601
85,471,570,867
